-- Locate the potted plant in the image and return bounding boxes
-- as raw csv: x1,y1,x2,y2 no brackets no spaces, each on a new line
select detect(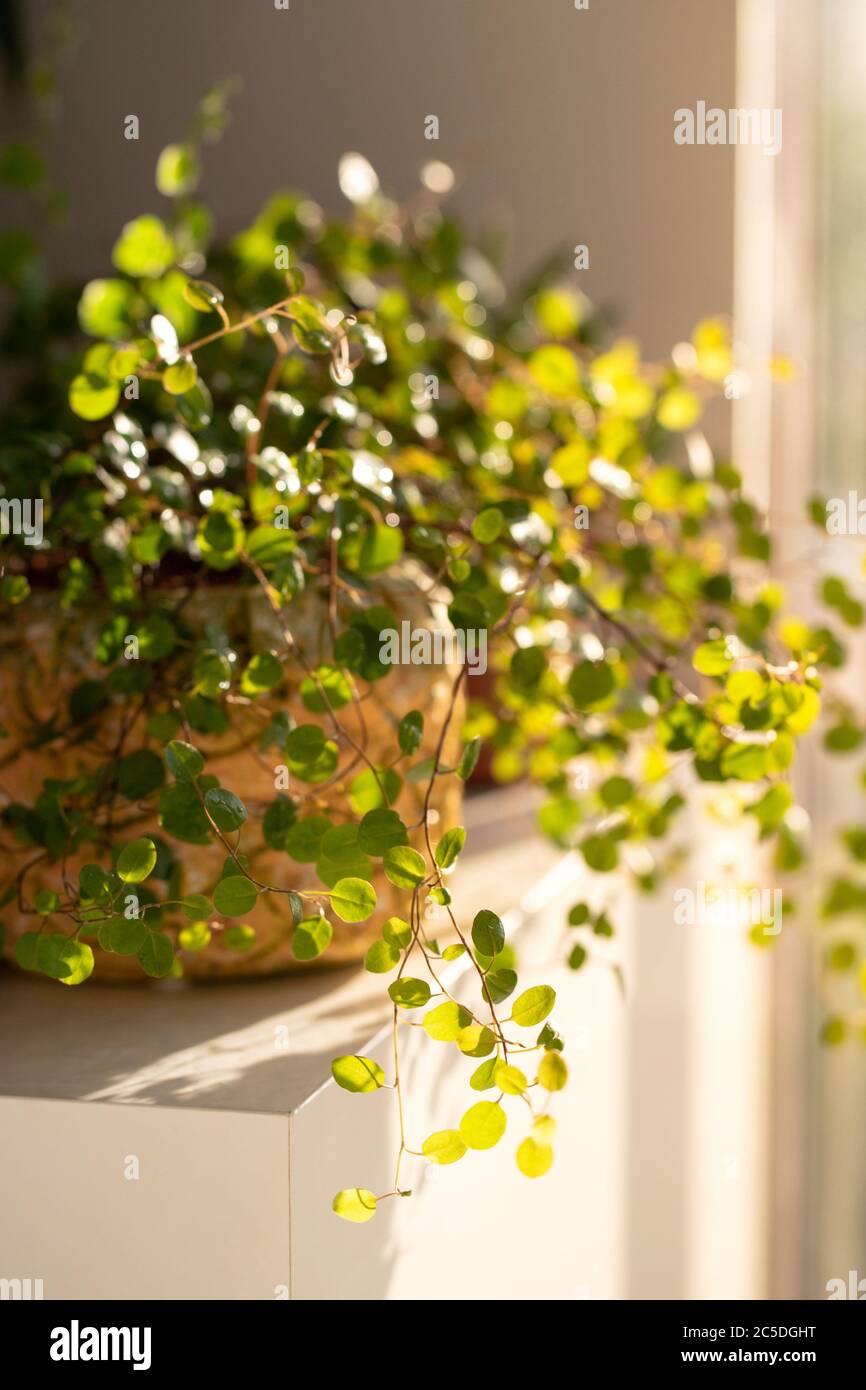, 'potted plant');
1,87,863,1225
